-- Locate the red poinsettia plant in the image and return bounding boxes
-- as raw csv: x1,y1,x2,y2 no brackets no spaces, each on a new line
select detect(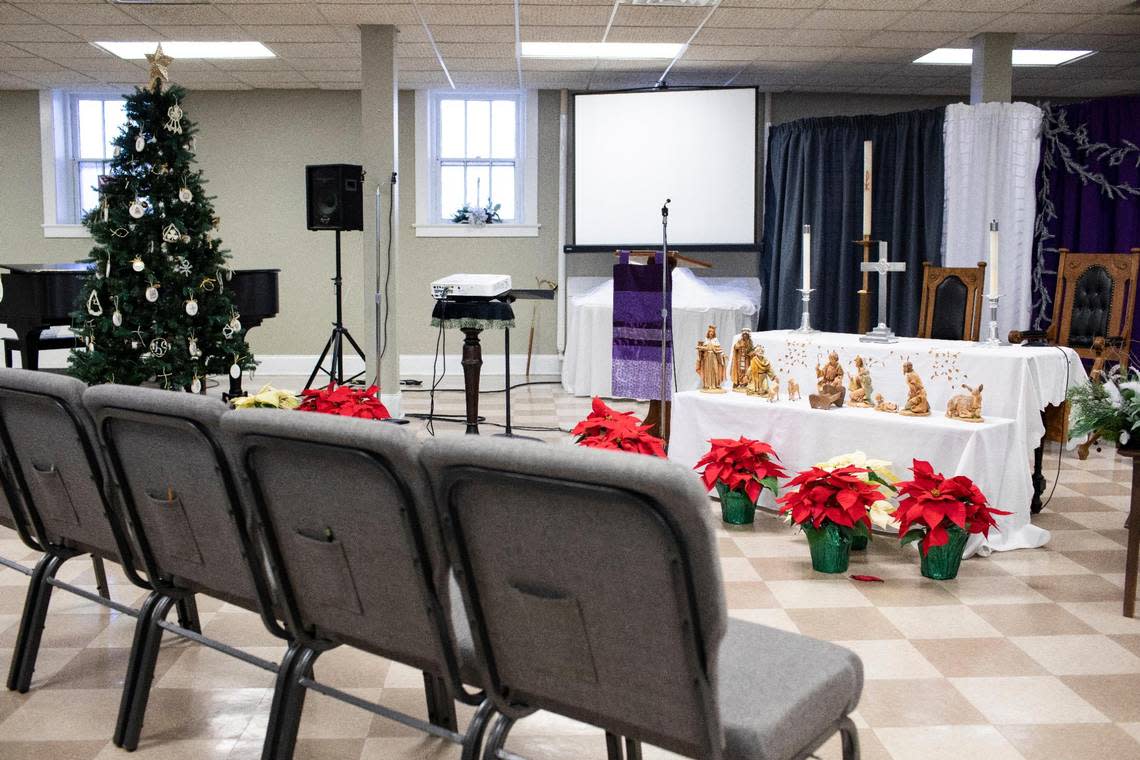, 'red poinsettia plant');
570,397,666,458
893,459,1009,555
777,465,884,539
297,383,391,421
694,437,787,503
